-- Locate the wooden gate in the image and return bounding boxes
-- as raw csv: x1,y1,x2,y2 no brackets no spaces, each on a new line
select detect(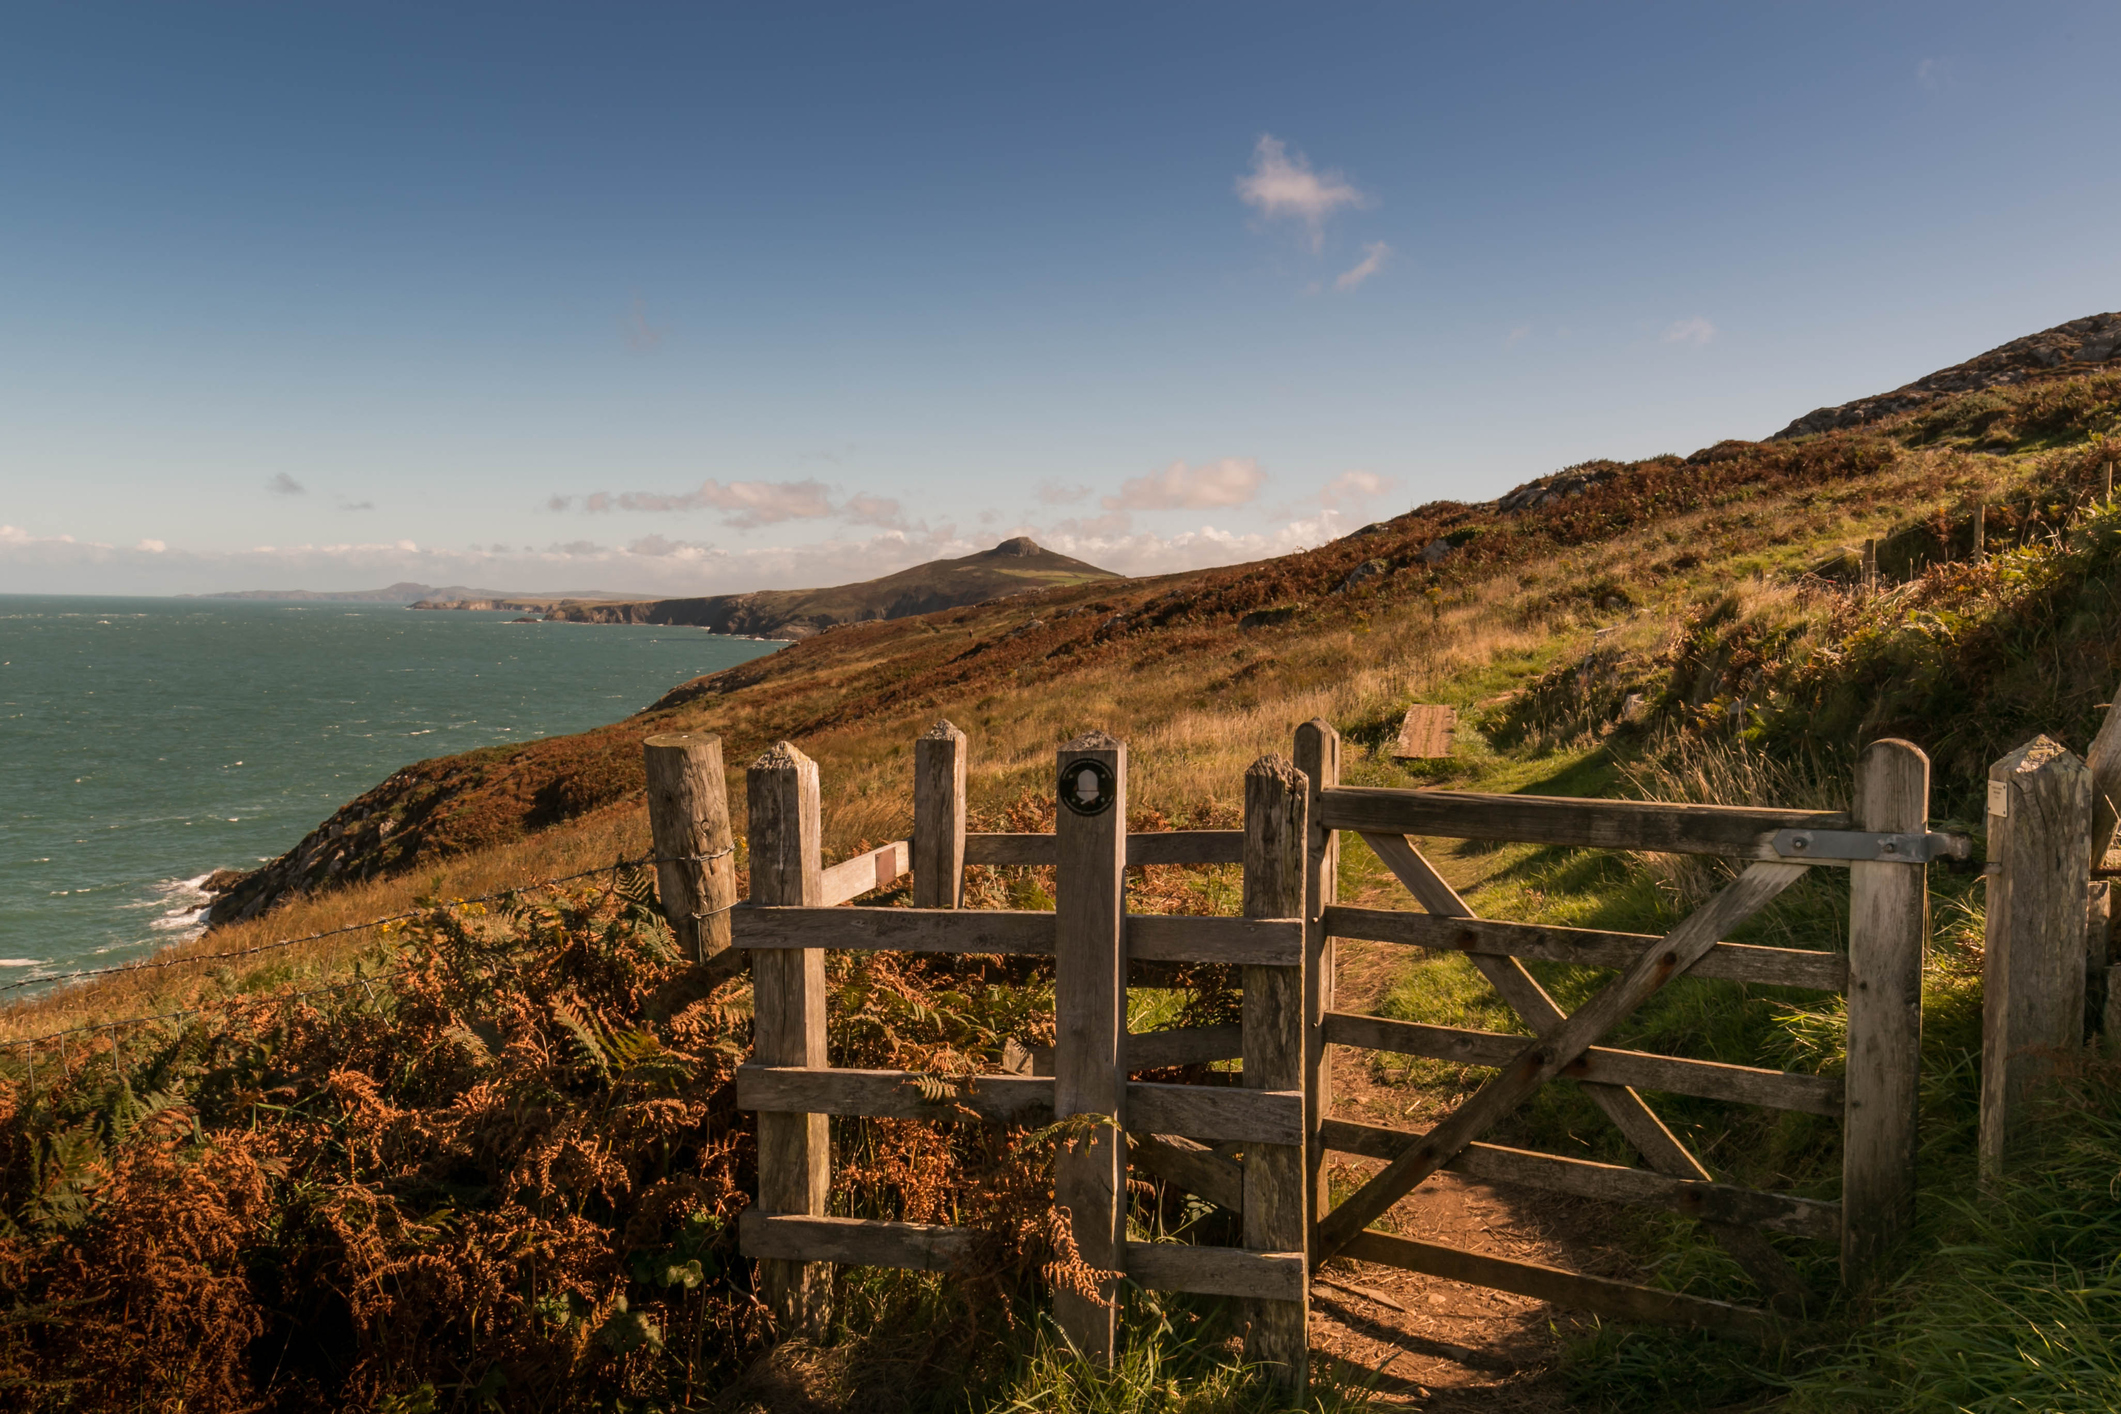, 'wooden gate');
1299,719,1958,1332
731,726,1314,1384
